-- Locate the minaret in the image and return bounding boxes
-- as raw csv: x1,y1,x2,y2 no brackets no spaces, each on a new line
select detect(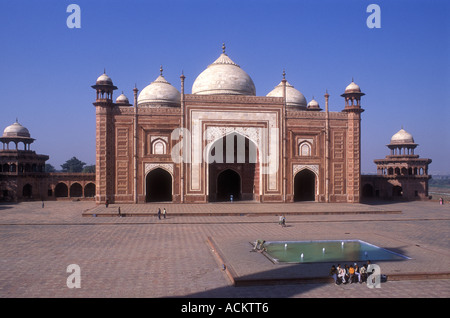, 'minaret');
180,71,186,203
133,84,139,203
341,79,364,203
281,69,287,202
324,90,330,202
92,71,117,204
